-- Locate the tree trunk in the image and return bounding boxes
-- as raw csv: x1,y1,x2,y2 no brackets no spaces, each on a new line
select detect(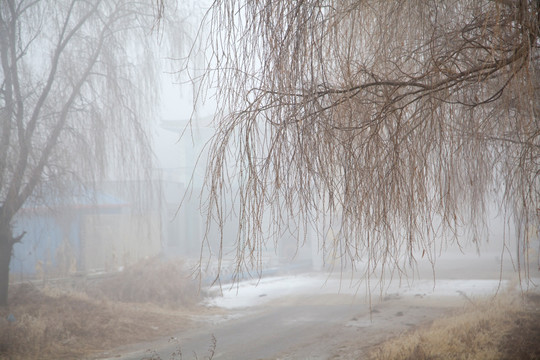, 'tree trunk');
0,226,14,307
